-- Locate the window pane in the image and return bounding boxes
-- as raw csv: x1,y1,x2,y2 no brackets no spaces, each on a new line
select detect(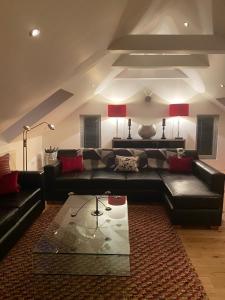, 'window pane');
196,115,218,158
81,116,101,148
